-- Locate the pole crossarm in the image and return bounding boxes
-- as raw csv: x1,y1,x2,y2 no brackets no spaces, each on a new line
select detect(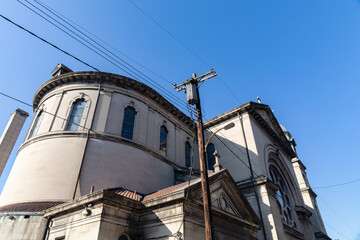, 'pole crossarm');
173,69,217,91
